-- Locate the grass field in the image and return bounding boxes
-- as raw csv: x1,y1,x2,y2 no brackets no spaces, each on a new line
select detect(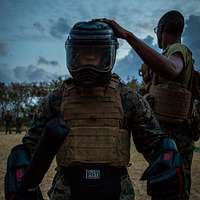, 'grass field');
0,132,199,200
